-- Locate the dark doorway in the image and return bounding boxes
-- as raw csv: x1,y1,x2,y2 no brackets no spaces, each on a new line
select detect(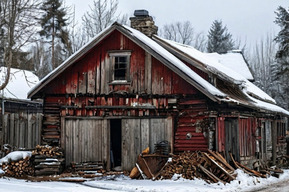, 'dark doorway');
110,119,122,168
